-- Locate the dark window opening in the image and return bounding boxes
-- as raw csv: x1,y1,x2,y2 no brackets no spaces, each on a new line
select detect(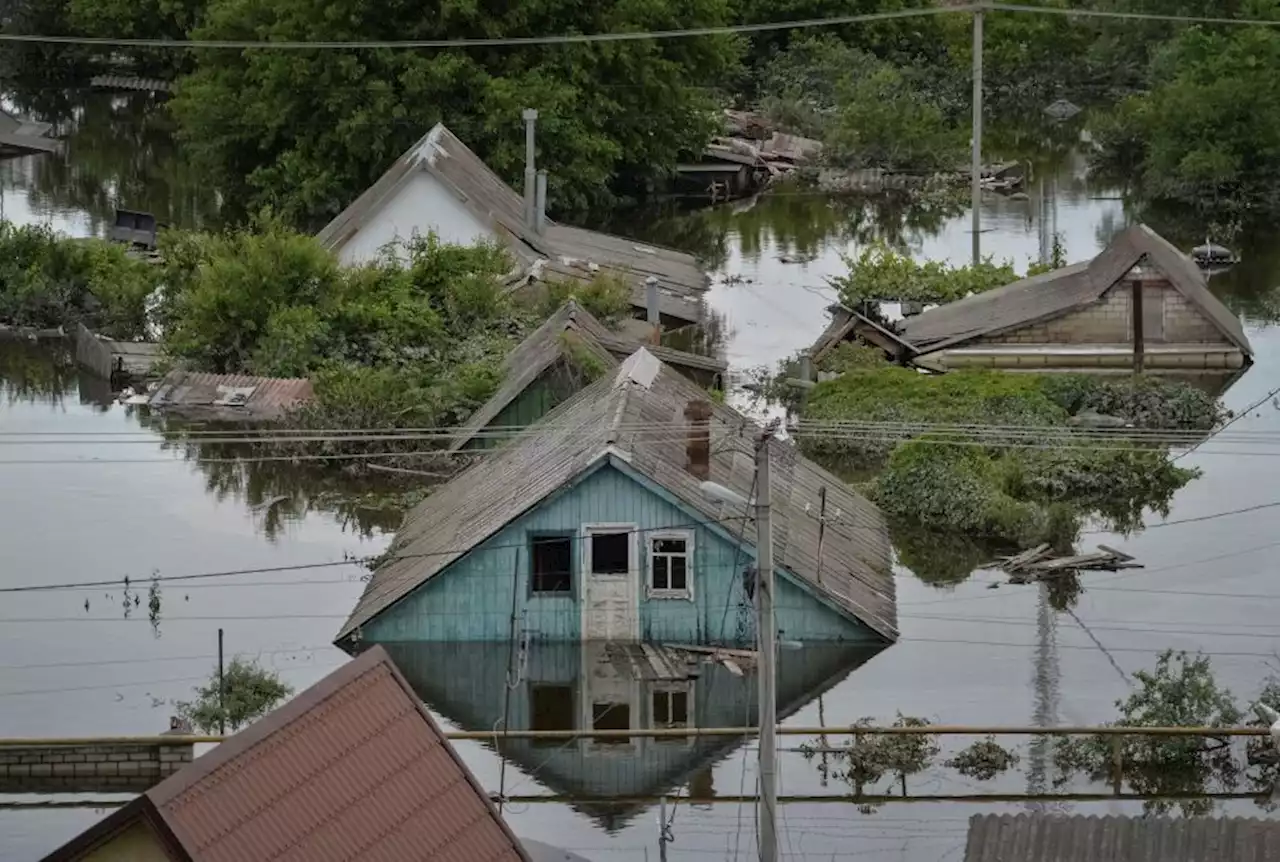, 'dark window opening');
593,701,631,744
653,689,690,728
591,532,629,574
530,684,574,747
531,535,573,594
